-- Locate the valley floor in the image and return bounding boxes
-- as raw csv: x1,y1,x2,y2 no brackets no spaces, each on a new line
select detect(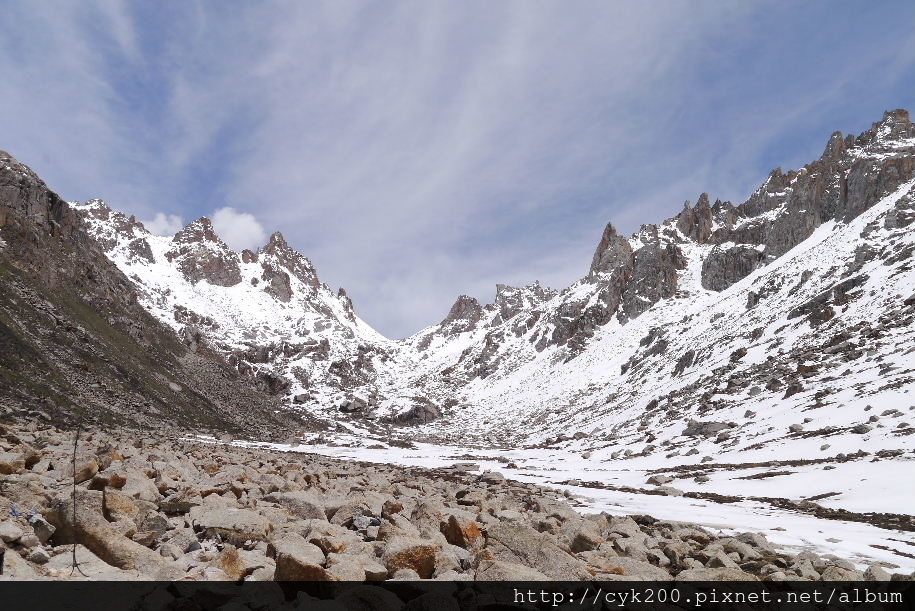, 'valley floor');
237,435,915,573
